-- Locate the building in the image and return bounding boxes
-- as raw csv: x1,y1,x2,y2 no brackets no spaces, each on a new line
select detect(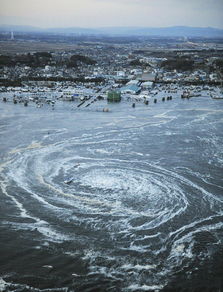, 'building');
137,72,157,82
107,91,121,102
120,84,141,94
141,81,154,89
